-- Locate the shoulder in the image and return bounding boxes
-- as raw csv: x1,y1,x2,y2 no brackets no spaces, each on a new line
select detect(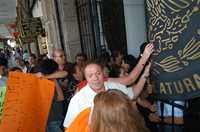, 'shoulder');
104,81,127,89
104,81,134,98
70,85,91,102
